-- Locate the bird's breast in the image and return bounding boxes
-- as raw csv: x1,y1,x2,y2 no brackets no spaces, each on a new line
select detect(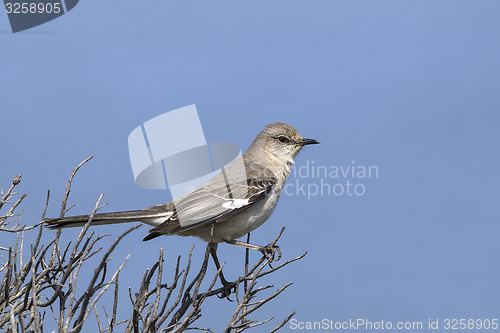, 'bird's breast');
200,189,282,243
